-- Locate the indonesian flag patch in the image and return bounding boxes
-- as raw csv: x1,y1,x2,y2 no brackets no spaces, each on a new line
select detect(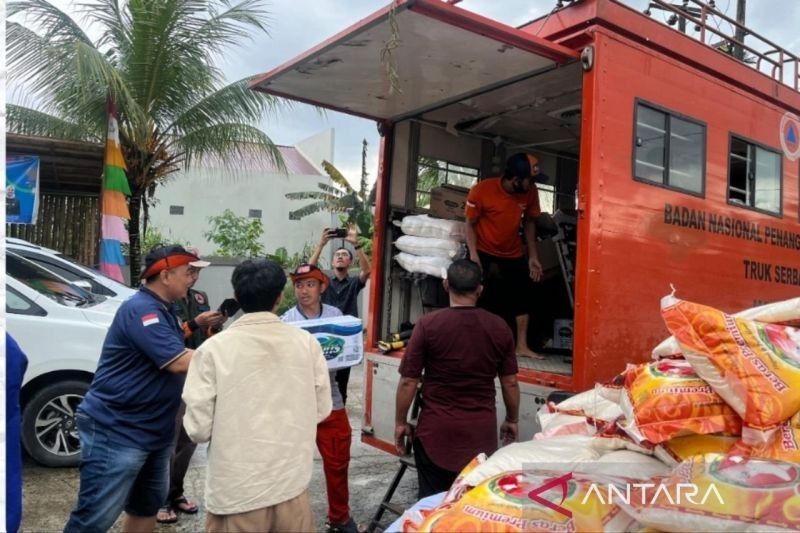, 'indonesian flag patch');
141,313,160,327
